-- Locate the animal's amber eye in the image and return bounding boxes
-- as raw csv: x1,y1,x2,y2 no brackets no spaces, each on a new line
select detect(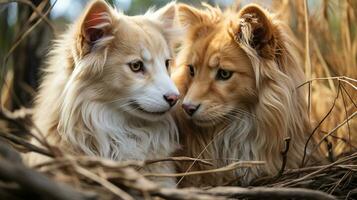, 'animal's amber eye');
165,59,171,70
216,69,233,80
188,64,195,77
128,60,144,73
